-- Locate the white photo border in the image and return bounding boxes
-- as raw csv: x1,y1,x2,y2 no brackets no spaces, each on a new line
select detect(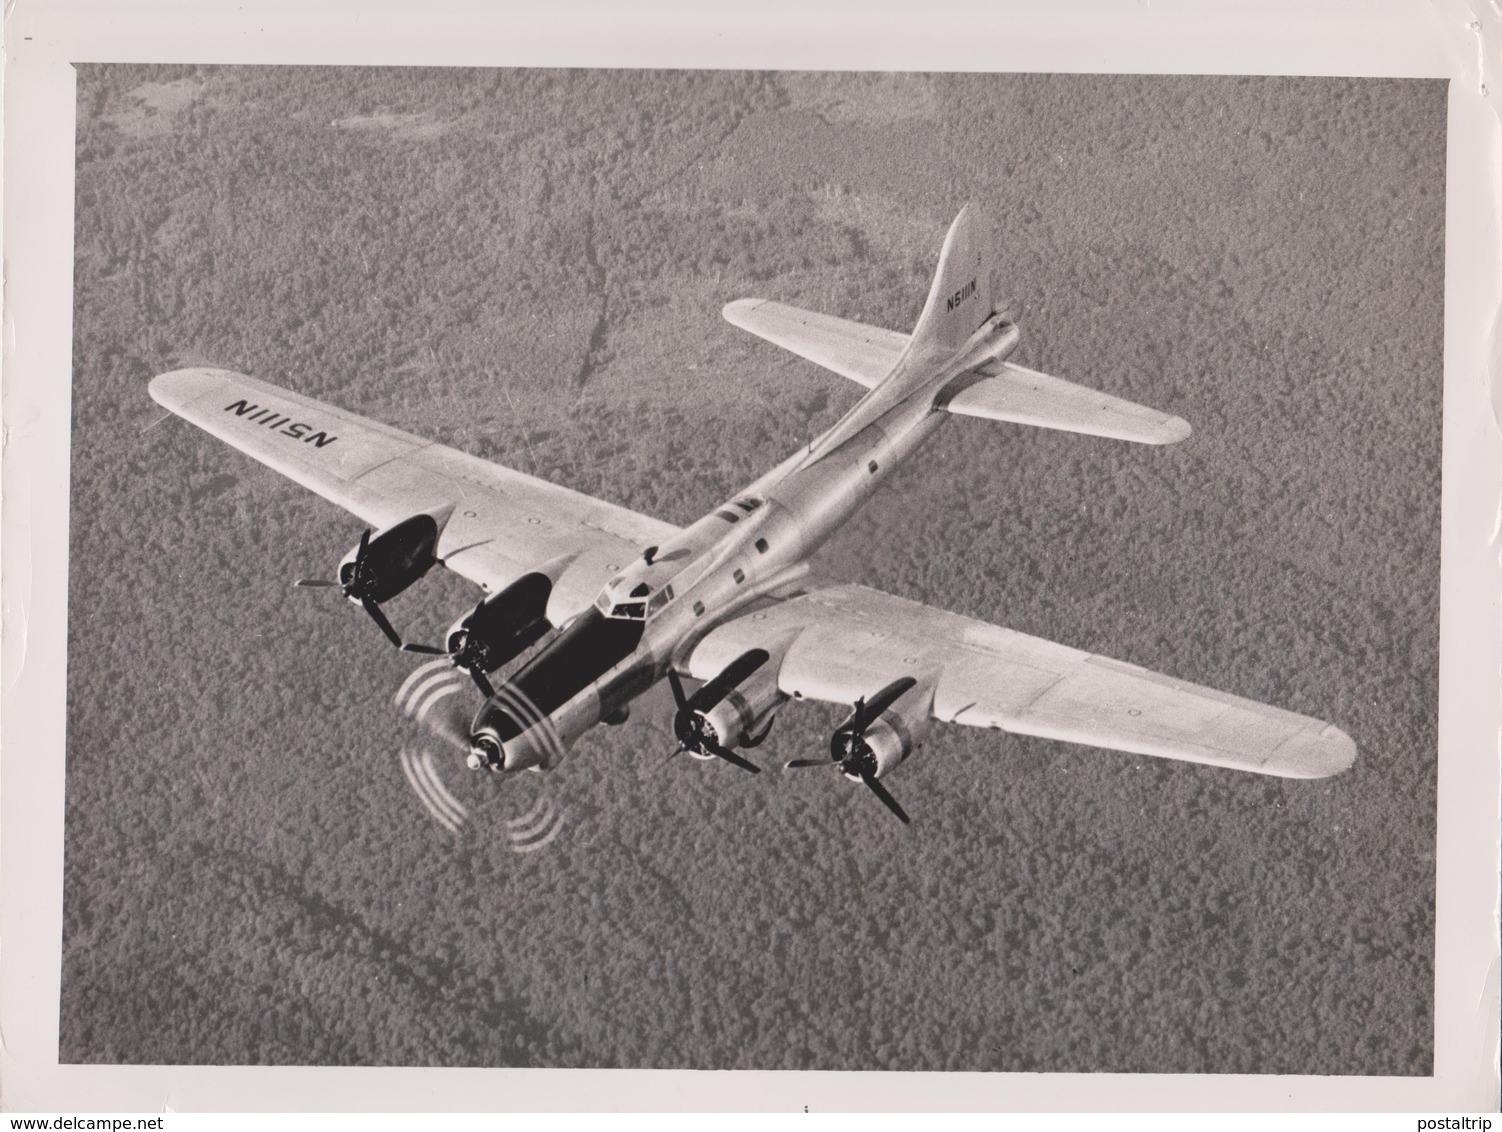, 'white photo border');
3,0,1496,1112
